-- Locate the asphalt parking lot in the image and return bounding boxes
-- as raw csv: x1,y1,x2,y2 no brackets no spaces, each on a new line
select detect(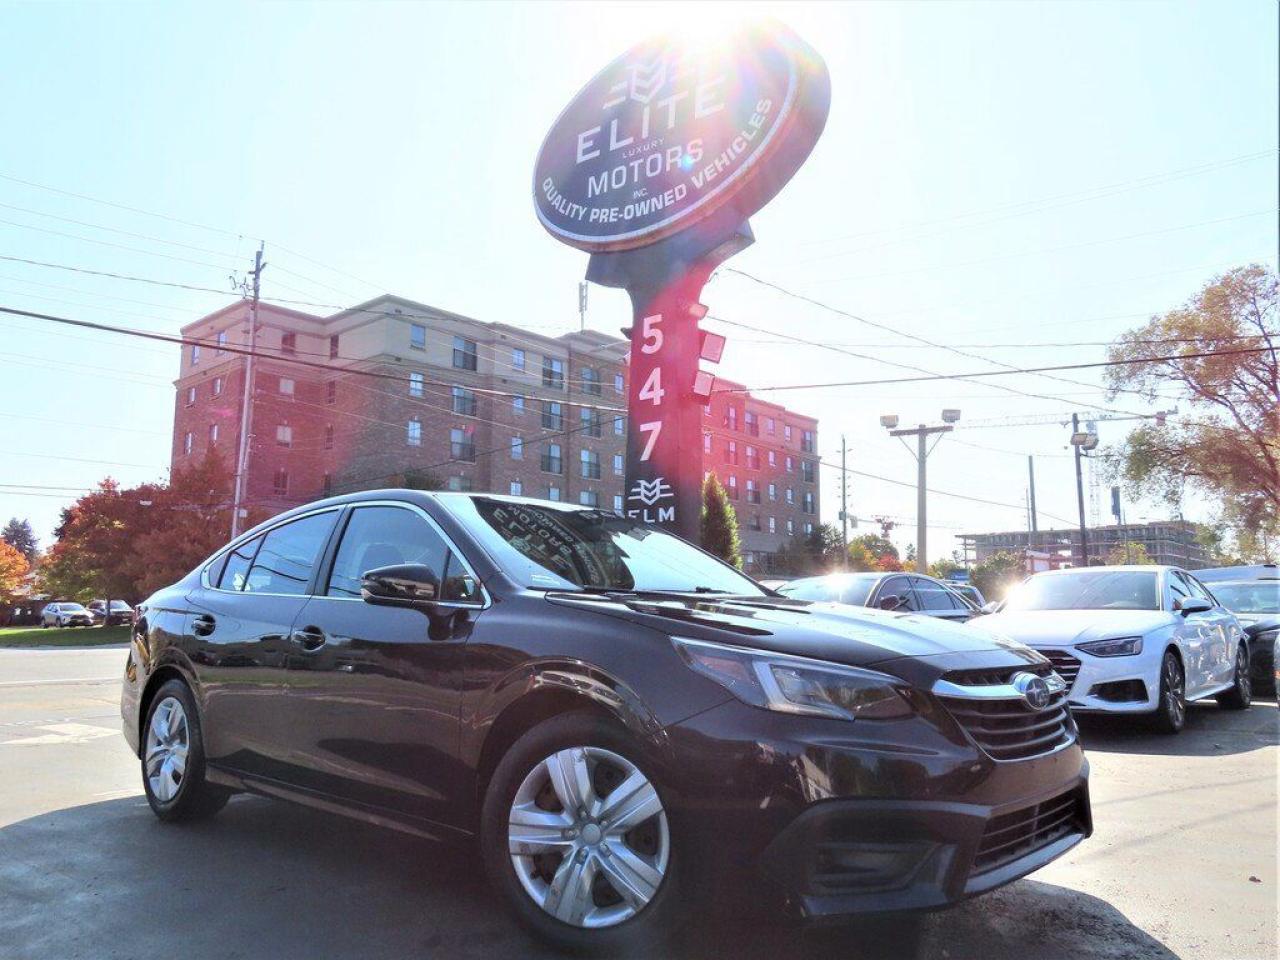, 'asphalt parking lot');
1,646,1275,960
